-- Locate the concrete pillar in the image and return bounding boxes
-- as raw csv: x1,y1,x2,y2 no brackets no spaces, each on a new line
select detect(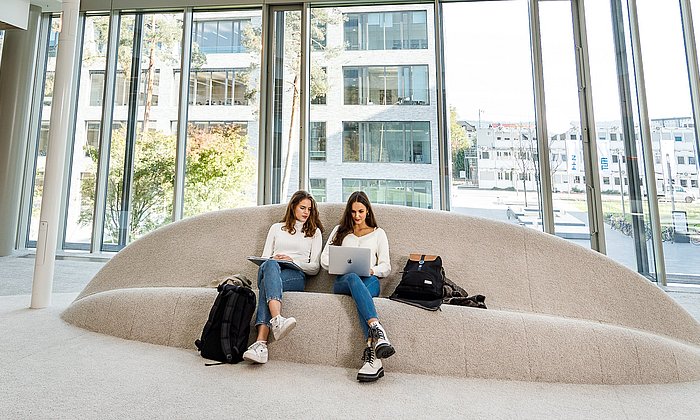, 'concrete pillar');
0,6,42,257
31,0,80,308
